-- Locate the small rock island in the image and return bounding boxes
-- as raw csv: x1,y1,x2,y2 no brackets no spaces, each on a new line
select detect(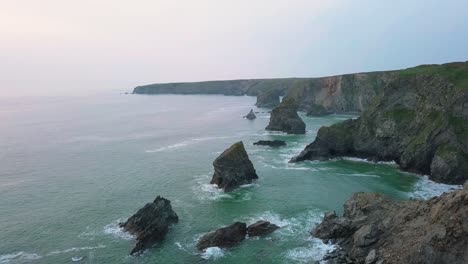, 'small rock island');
197,220,280,250
210,141,258,192
266,98,306,134
119,196,178,255
243,109,256,120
